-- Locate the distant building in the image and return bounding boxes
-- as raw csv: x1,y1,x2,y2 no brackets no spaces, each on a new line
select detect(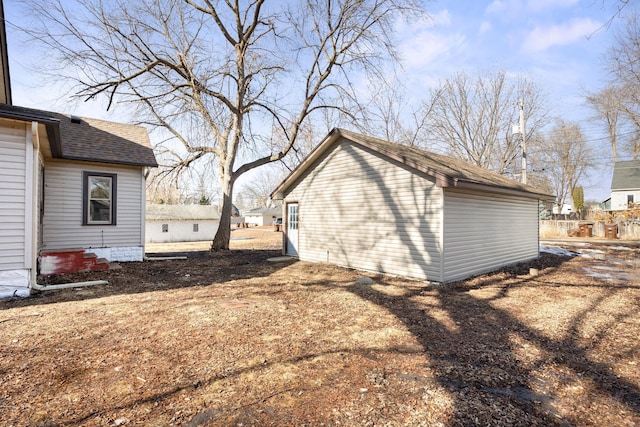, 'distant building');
608,160,640,211
146,204,220,243
243,205,282,226
552,203,573,216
